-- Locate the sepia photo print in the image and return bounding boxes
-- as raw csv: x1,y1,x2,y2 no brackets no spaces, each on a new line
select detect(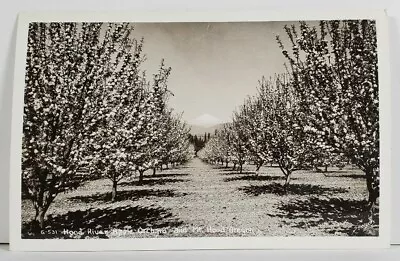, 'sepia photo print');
9,11,391,250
